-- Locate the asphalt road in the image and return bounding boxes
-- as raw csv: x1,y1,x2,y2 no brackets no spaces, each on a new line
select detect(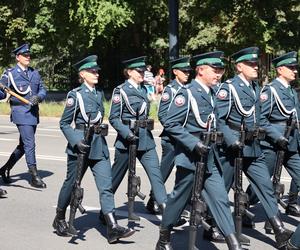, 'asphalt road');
0,115,299,250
